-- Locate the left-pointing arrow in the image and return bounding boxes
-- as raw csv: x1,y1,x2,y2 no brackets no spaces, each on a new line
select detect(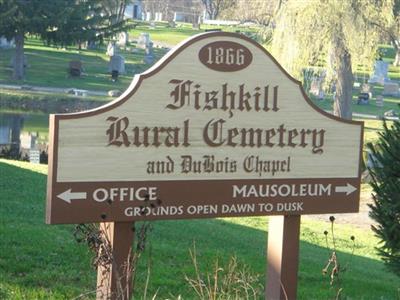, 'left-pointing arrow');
57,189,87,204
